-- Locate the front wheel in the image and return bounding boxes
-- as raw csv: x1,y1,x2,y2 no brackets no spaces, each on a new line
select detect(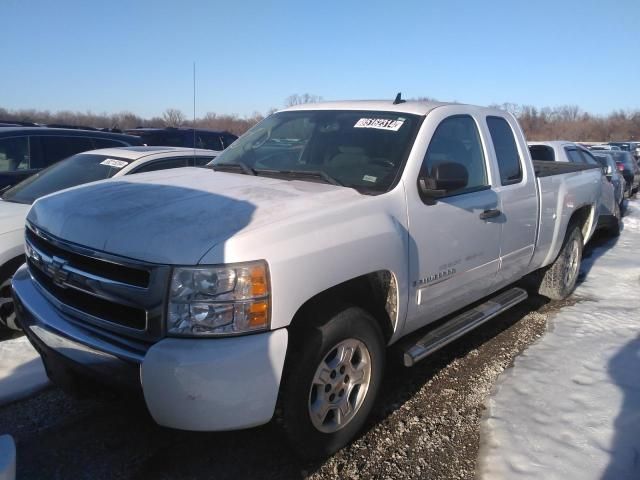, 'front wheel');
537,224,583,300
280,305,385,459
